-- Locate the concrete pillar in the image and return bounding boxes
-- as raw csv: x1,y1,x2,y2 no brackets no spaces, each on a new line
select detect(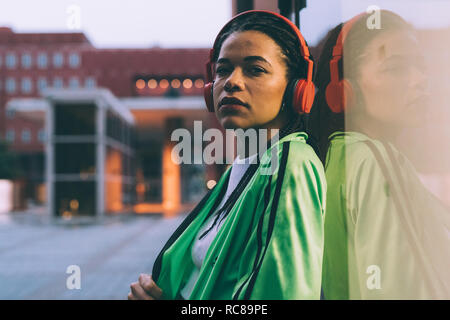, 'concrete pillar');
96,102,105,221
